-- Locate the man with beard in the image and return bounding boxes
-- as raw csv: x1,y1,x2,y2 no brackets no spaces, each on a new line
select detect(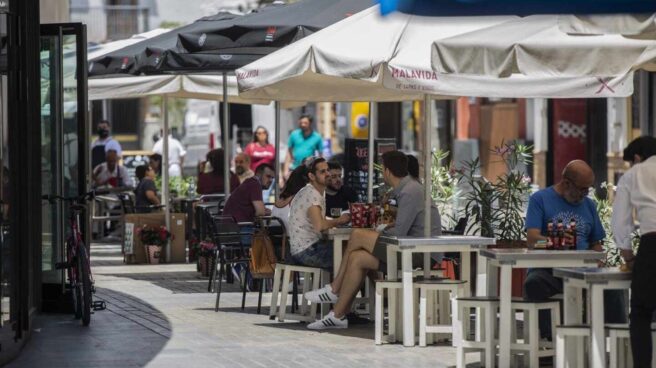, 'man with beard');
234,152,254,184
523,160,624,341
325,161,358,217
288,158,350,269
